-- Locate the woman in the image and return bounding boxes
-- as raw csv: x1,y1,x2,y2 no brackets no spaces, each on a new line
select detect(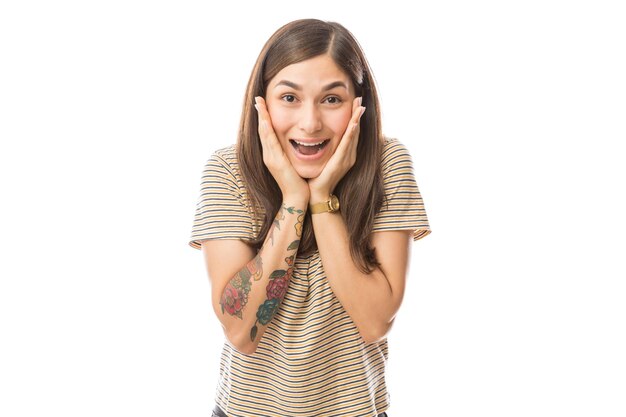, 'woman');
189,18,431,417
